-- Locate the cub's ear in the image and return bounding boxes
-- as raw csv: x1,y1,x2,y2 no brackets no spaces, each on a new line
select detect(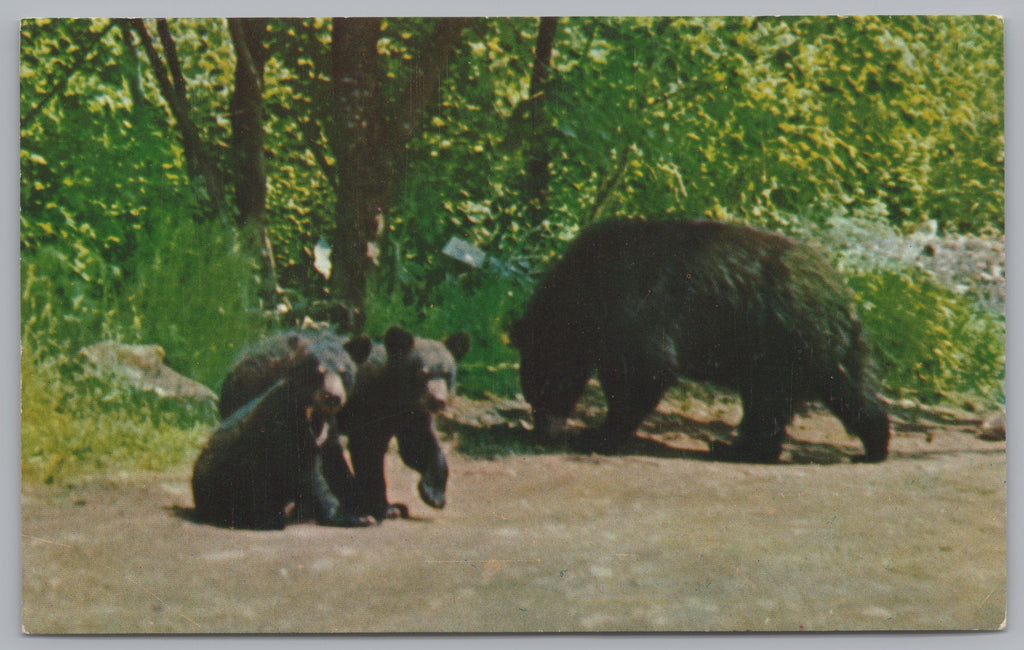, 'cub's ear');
343,335,373,365
444,332,471,362
285,332,310,361
384,326,416,359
